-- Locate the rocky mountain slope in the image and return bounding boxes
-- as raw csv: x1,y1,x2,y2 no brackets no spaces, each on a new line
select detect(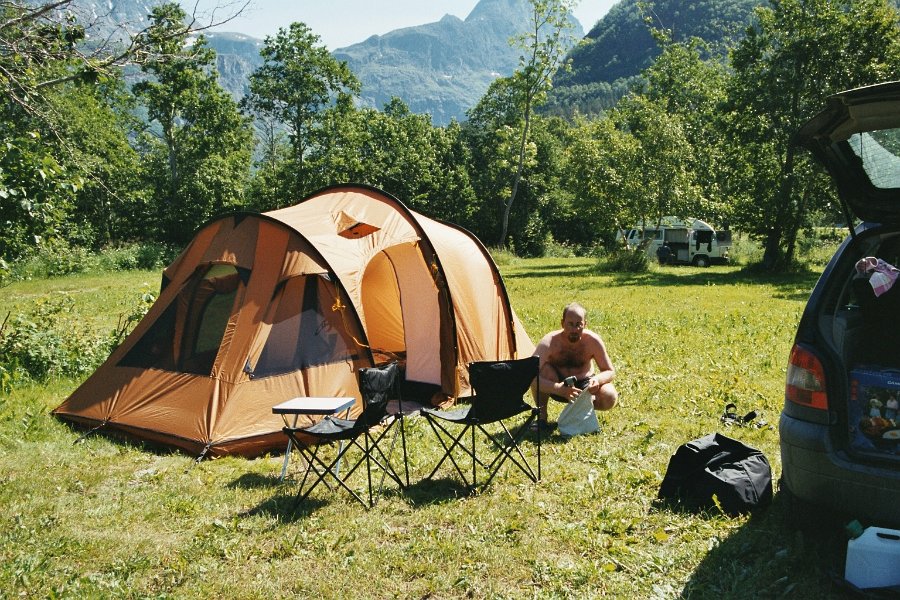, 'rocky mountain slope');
333,0,582,124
